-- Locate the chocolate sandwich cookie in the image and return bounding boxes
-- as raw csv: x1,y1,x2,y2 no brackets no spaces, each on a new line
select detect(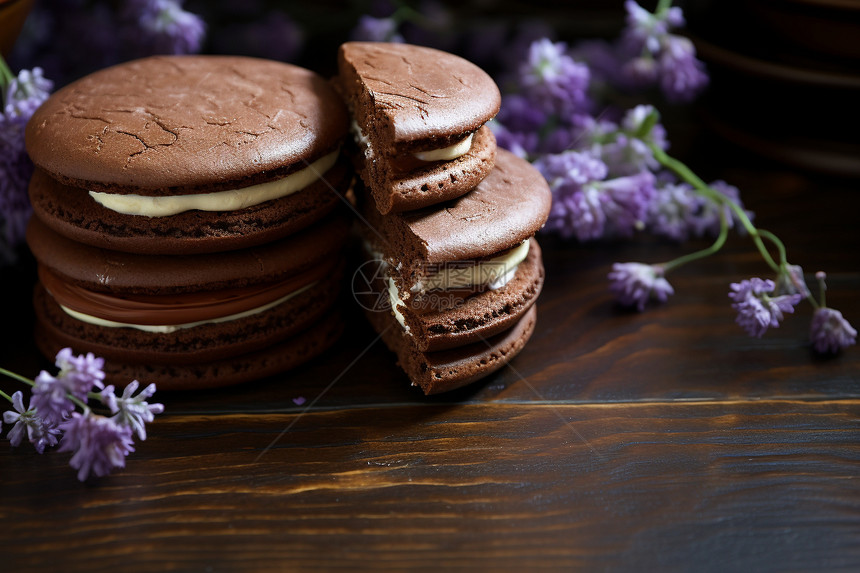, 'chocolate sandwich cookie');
356,148,551,393
334,42,501,214
364,302,537,395
26,55,351,255
26,212,351,389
